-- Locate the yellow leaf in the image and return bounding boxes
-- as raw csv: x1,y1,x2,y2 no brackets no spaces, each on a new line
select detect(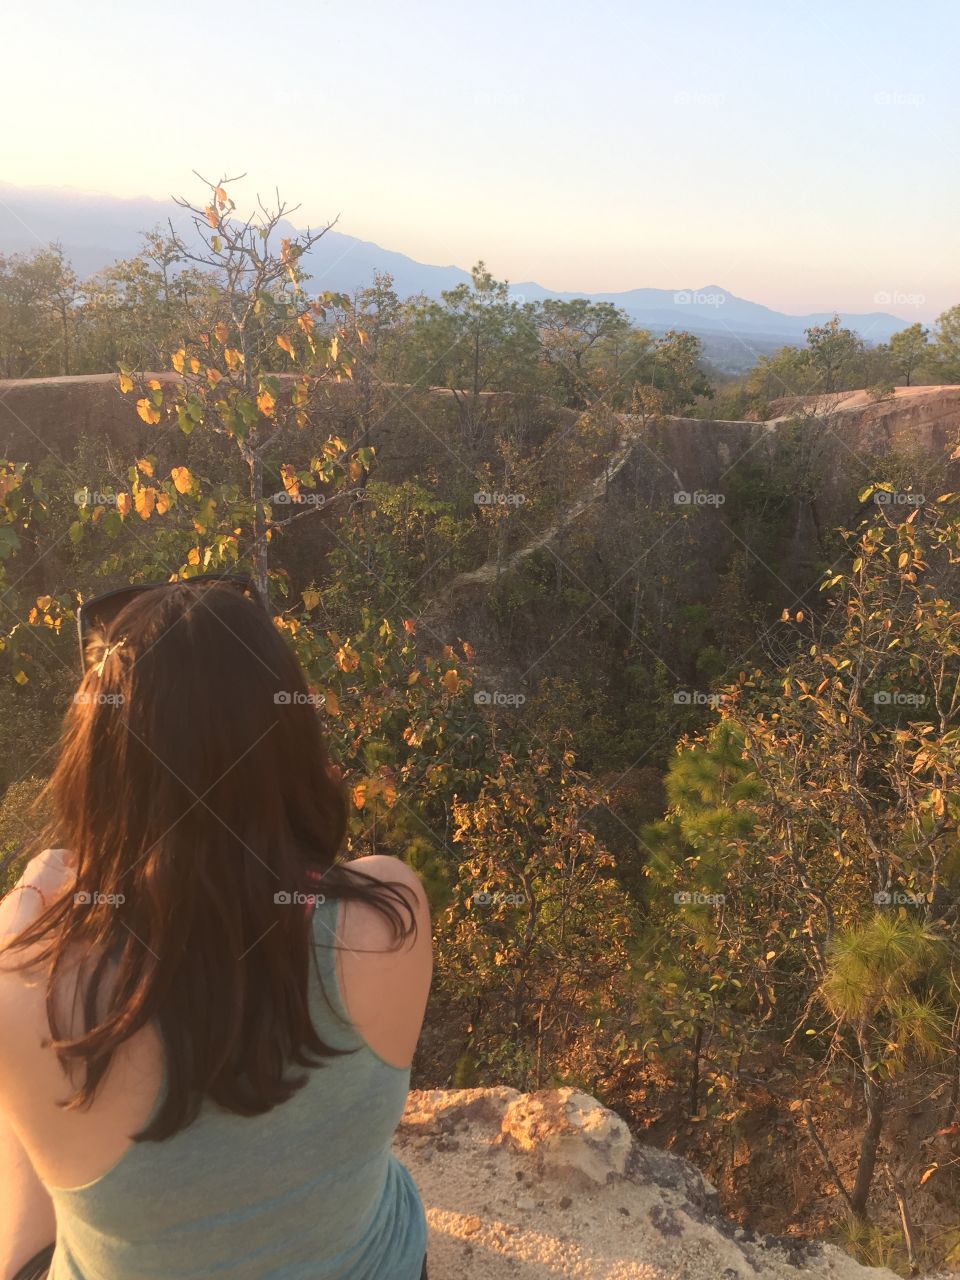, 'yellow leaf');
136,457,154,477
116,492,132,518
329,335,339,363
136,398,160,425
187,547,201,566
213,322,229,345
277,335,295,359
302,587,320,611
257,389,276,417
155,491,172,515
297,311,314,334
324,689,340,717
135,487,157,520
171,348,185,374
171,466,193,495
118,372,134,394
14,670,28,685
189,356,201,374
224,348,244,371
